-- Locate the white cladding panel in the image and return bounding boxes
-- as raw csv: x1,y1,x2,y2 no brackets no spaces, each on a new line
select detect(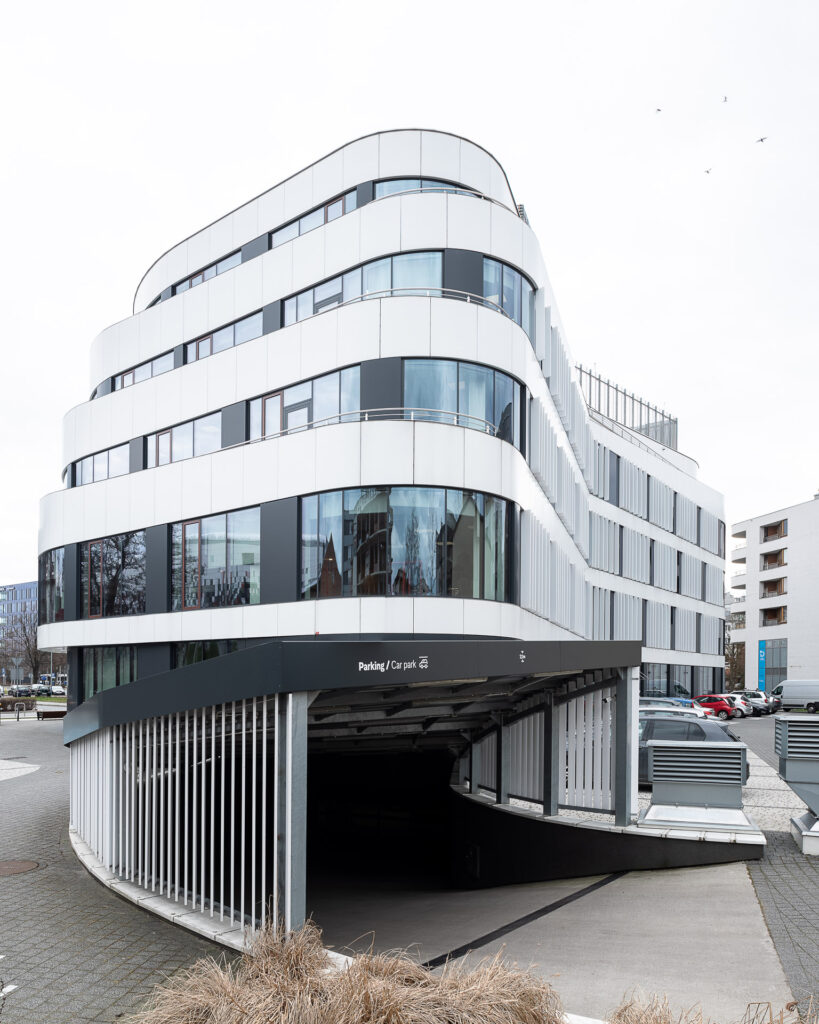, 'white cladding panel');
679,553,702,600
675,608,698,653
649,476,674,532
653,540,678,592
